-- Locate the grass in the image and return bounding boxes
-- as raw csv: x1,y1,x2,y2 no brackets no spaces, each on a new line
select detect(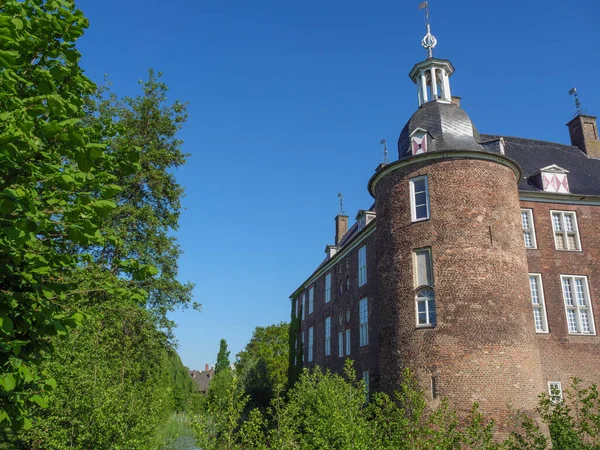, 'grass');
155,412,198,450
